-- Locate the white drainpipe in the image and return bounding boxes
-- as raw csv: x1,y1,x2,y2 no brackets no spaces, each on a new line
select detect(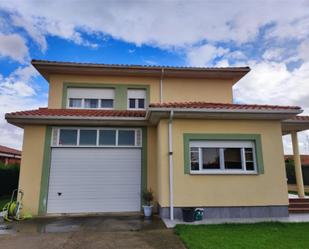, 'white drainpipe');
168,110,174,220
160,68,164,104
